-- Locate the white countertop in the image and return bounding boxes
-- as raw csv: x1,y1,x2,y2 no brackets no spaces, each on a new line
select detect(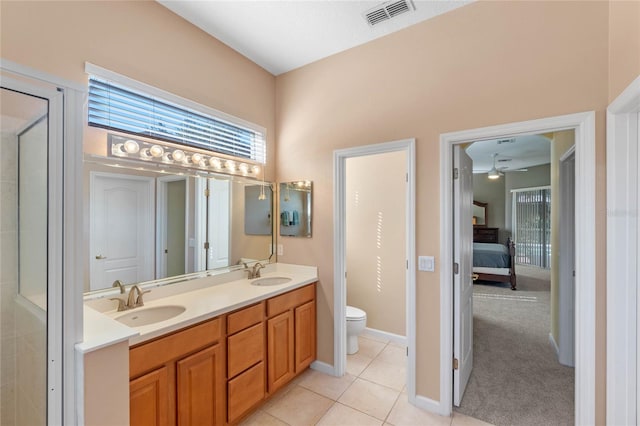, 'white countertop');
78,263,318,353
